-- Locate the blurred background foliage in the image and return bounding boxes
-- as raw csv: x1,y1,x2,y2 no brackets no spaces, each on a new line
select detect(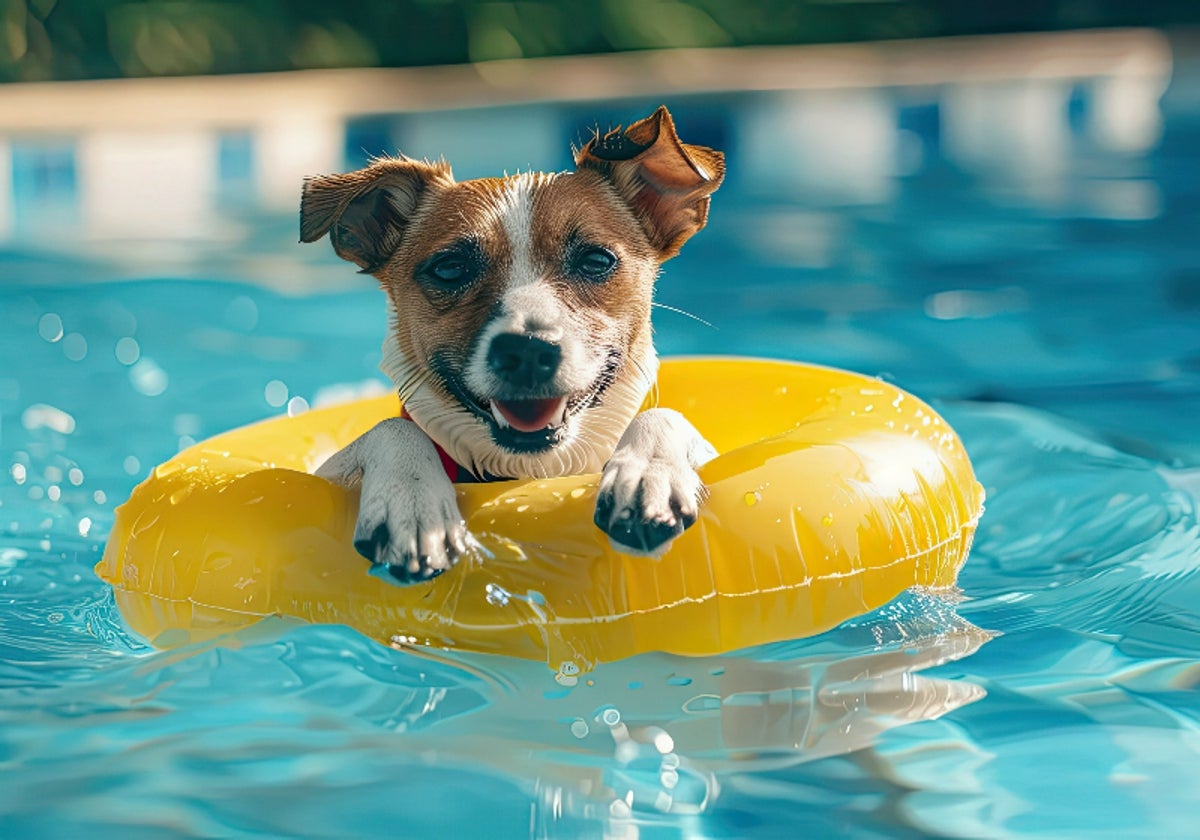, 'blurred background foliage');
2,0,1199,82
